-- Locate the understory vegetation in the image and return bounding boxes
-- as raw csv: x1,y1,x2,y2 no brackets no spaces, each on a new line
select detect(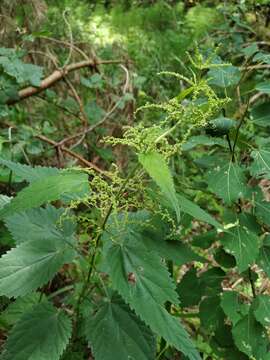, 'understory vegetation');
1,1,270,359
